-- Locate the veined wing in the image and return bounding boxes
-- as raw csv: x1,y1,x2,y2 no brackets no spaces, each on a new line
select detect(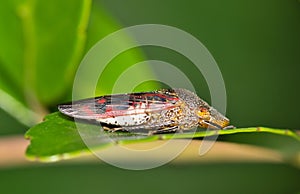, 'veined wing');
58,90,180,123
